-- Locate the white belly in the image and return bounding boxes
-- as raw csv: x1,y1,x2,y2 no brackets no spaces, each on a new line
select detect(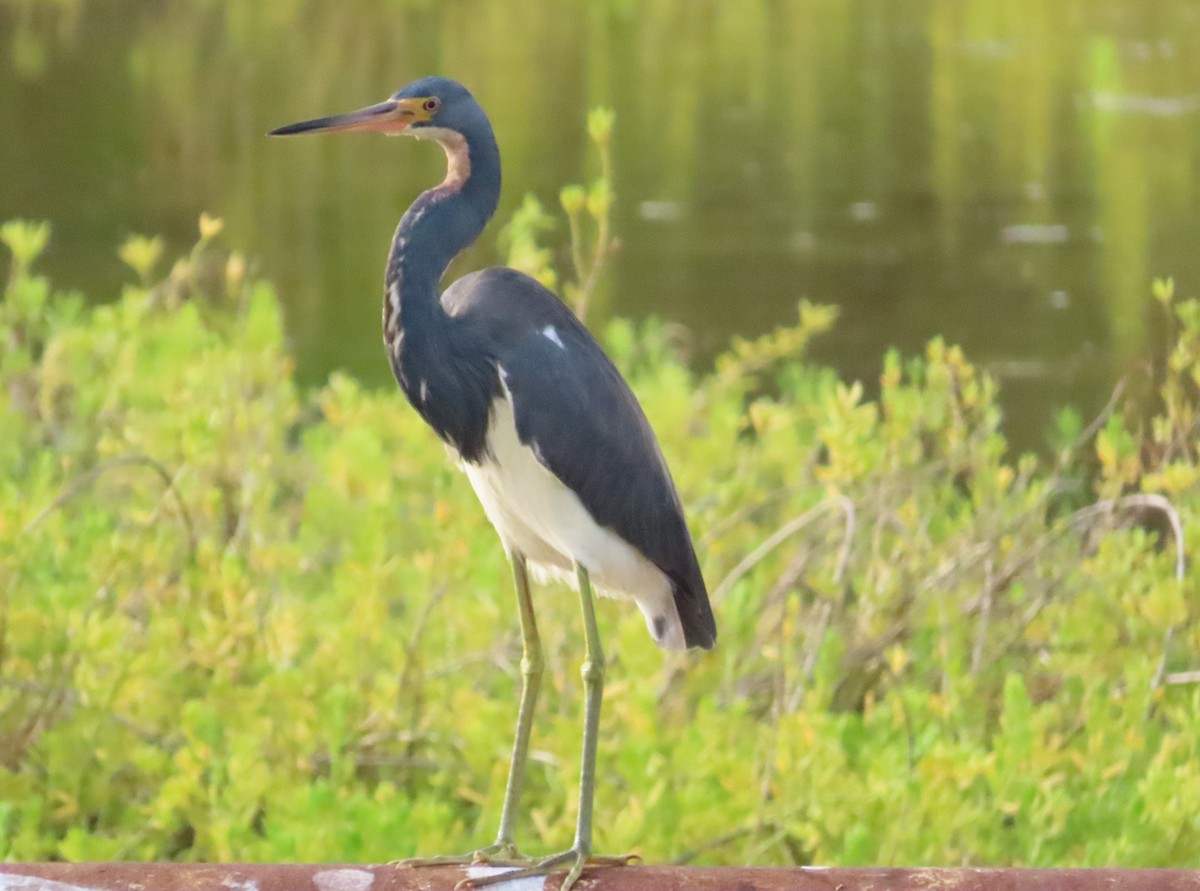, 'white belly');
459,392,685,650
